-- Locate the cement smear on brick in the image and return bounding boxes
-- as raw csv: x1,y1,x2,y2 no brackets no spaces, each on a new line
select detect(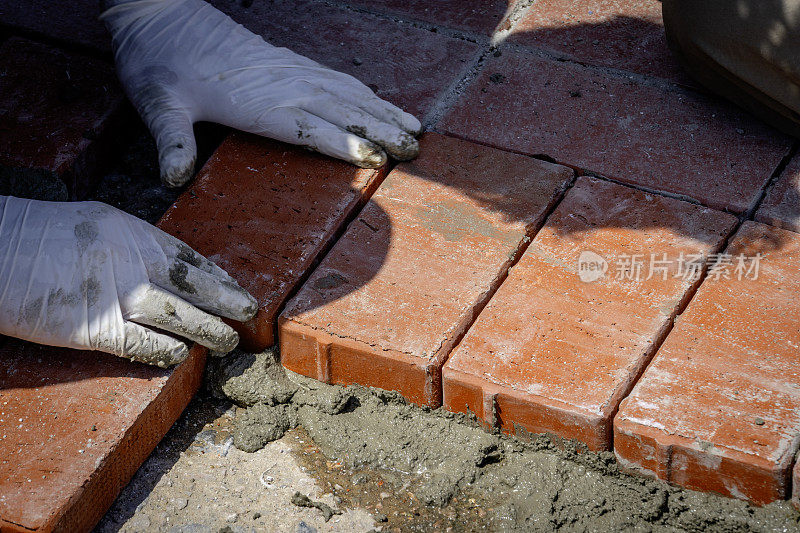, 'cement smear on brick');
207,349,800,532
